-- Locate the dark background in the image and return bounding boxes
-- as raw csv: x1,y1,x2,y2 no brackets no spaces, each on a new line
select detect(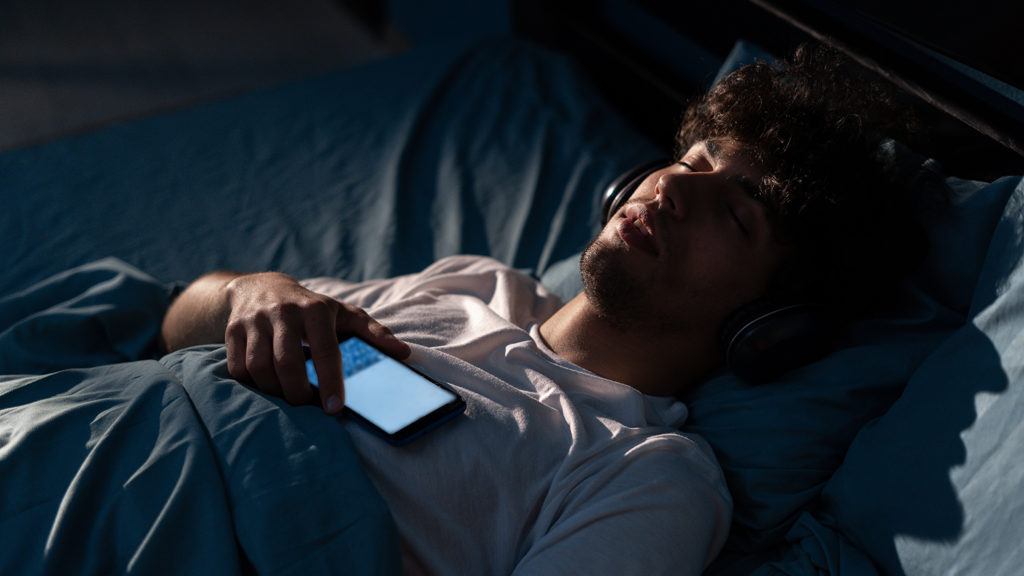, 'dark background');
2,0,1021,177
